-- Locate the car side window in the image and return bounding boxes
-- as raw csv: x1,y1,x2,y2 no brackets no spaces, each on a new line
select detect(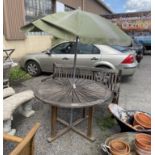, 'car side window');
78,43,93,54
92,45,100,54
51,42,74,54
